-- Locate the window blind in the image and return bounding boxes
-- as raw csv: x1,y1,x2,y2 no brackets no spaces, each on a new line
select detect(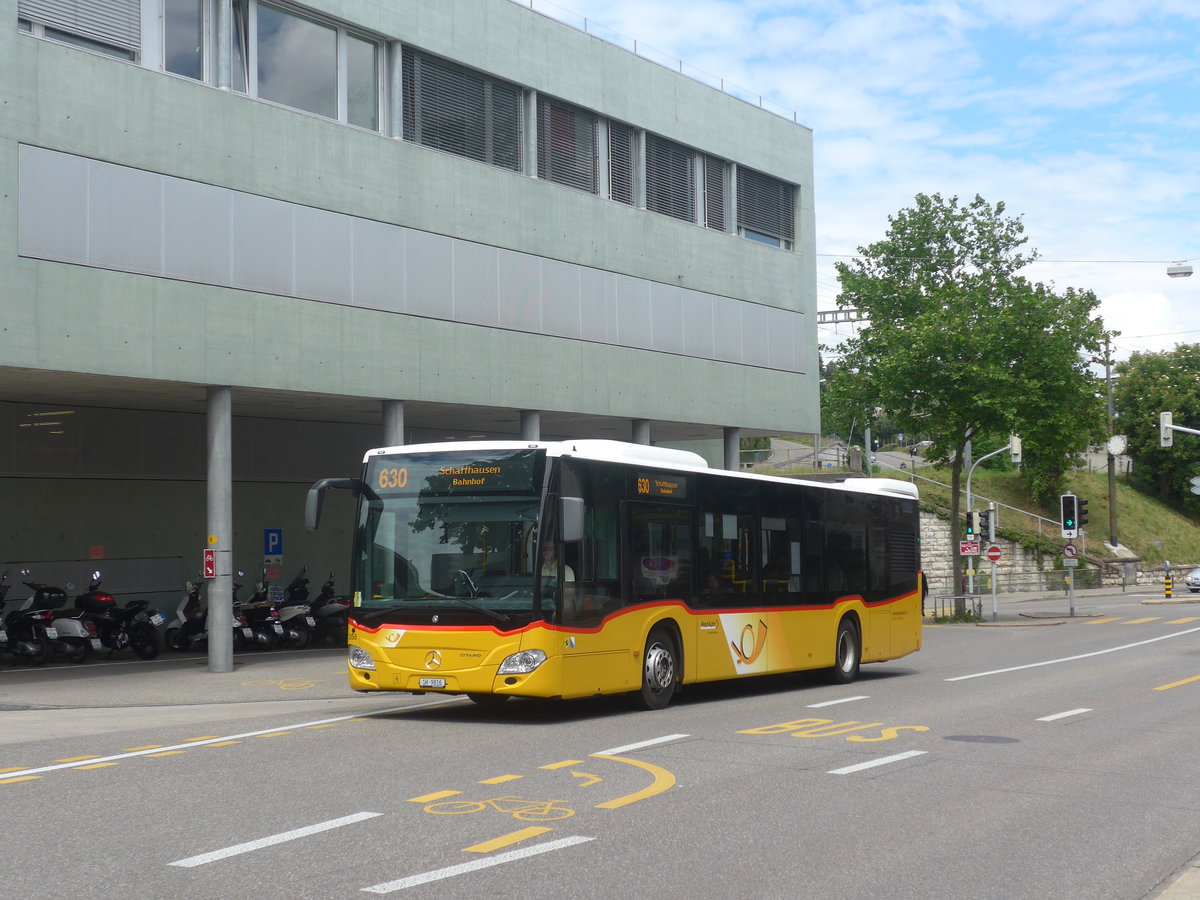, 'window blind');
737,167,795,244
536,96,597,193
402,47,522,172
19,0,140,53
704,155,726,231
645,134,695,223
608,122,635,205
